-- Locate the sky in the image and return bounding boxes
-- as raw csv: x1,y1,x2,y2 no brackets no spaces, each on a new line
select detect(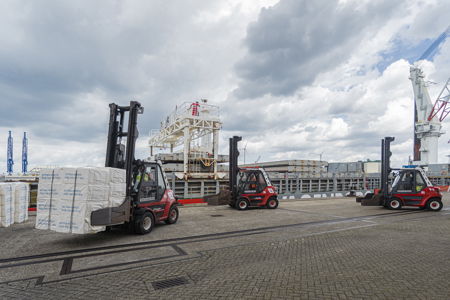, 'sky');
1,0,450,174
